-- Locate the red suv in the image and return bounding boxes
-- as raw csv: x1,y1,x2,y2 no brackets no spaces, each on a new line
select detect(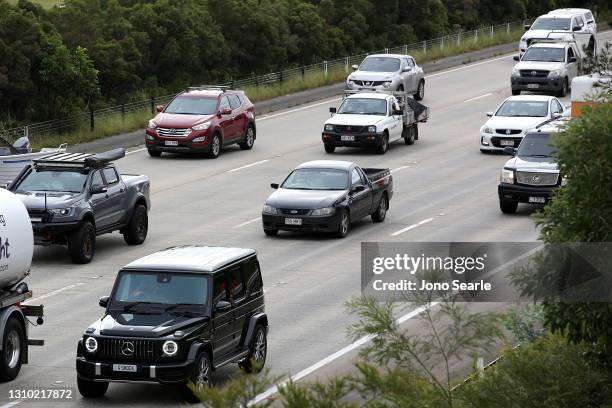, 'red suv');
145,87,256,159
